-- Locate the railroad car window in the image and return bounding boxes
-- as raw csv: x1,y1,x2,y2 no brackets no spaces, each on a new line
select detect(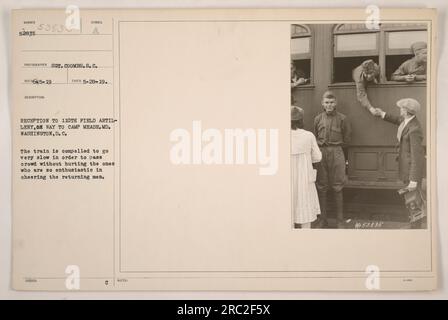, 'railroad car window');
335,33,377,52
291,24,312,85
332,24,379,83
334,56,379,83
385,30,428,81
